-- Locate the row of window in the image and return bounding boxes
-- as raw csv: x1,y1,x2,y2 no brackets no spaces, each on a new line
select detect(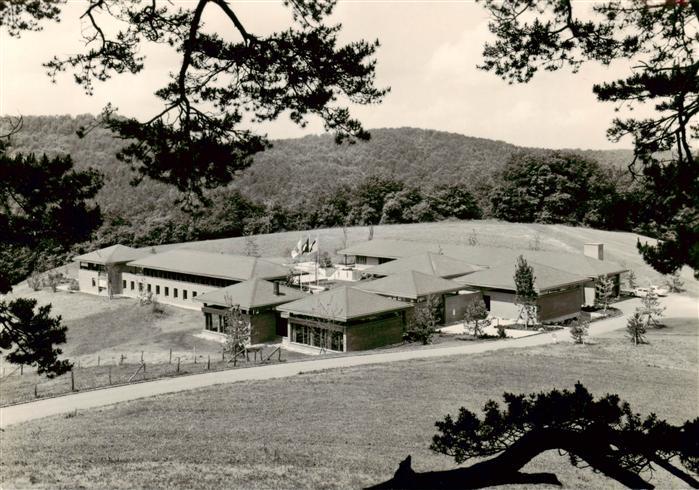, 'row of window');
134,268,236,288
290,324,344,352
122,280,198,300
